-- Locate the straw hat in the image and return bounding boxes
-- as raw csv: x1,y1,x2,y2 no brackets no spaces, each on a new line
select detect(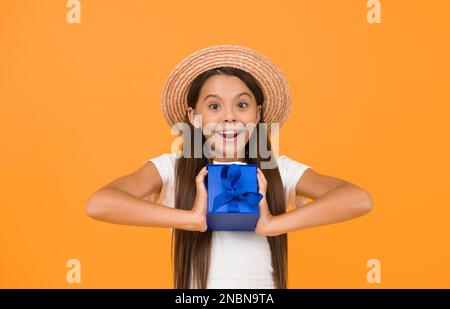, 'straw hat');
160,44,291,135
